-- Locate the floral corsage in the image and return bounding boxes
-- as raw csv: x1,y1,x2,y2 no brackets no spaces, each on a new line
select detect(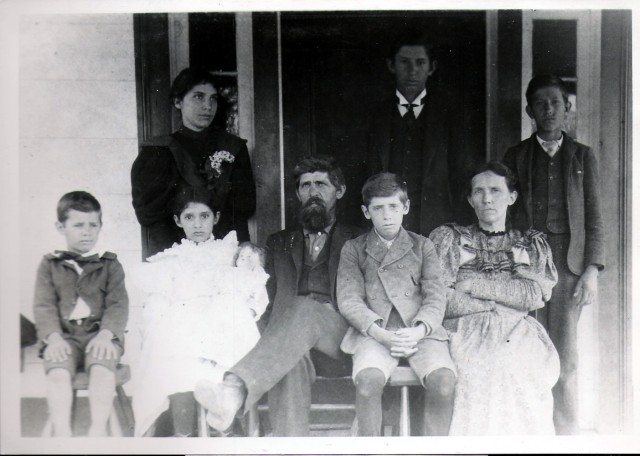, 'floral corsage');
203,150,235,186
